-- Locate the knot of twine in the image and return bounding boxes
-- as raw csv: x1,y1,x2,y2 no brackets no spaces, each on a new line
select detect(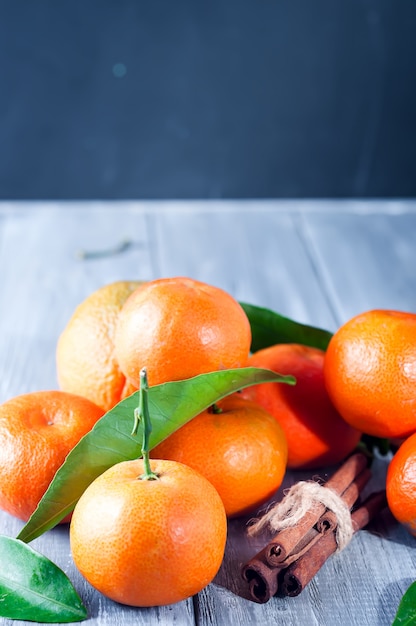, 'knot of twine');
248,480,354,552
